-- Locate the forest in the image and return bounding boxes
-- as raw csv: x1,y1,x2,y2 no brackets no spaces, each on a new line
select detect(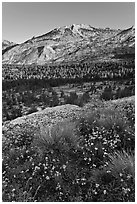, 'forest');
2,60,135,122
